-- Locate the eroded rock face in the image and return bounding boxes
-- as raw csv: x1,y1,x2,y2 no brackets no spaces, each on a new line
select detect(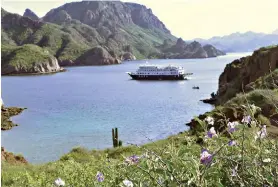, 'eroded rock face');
43,1,170,34
58,59,75,66
2,57,63,75
216,46,278,104
121,52,136,61
1,147,28,164
75,46,121,65
23,8,39,21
